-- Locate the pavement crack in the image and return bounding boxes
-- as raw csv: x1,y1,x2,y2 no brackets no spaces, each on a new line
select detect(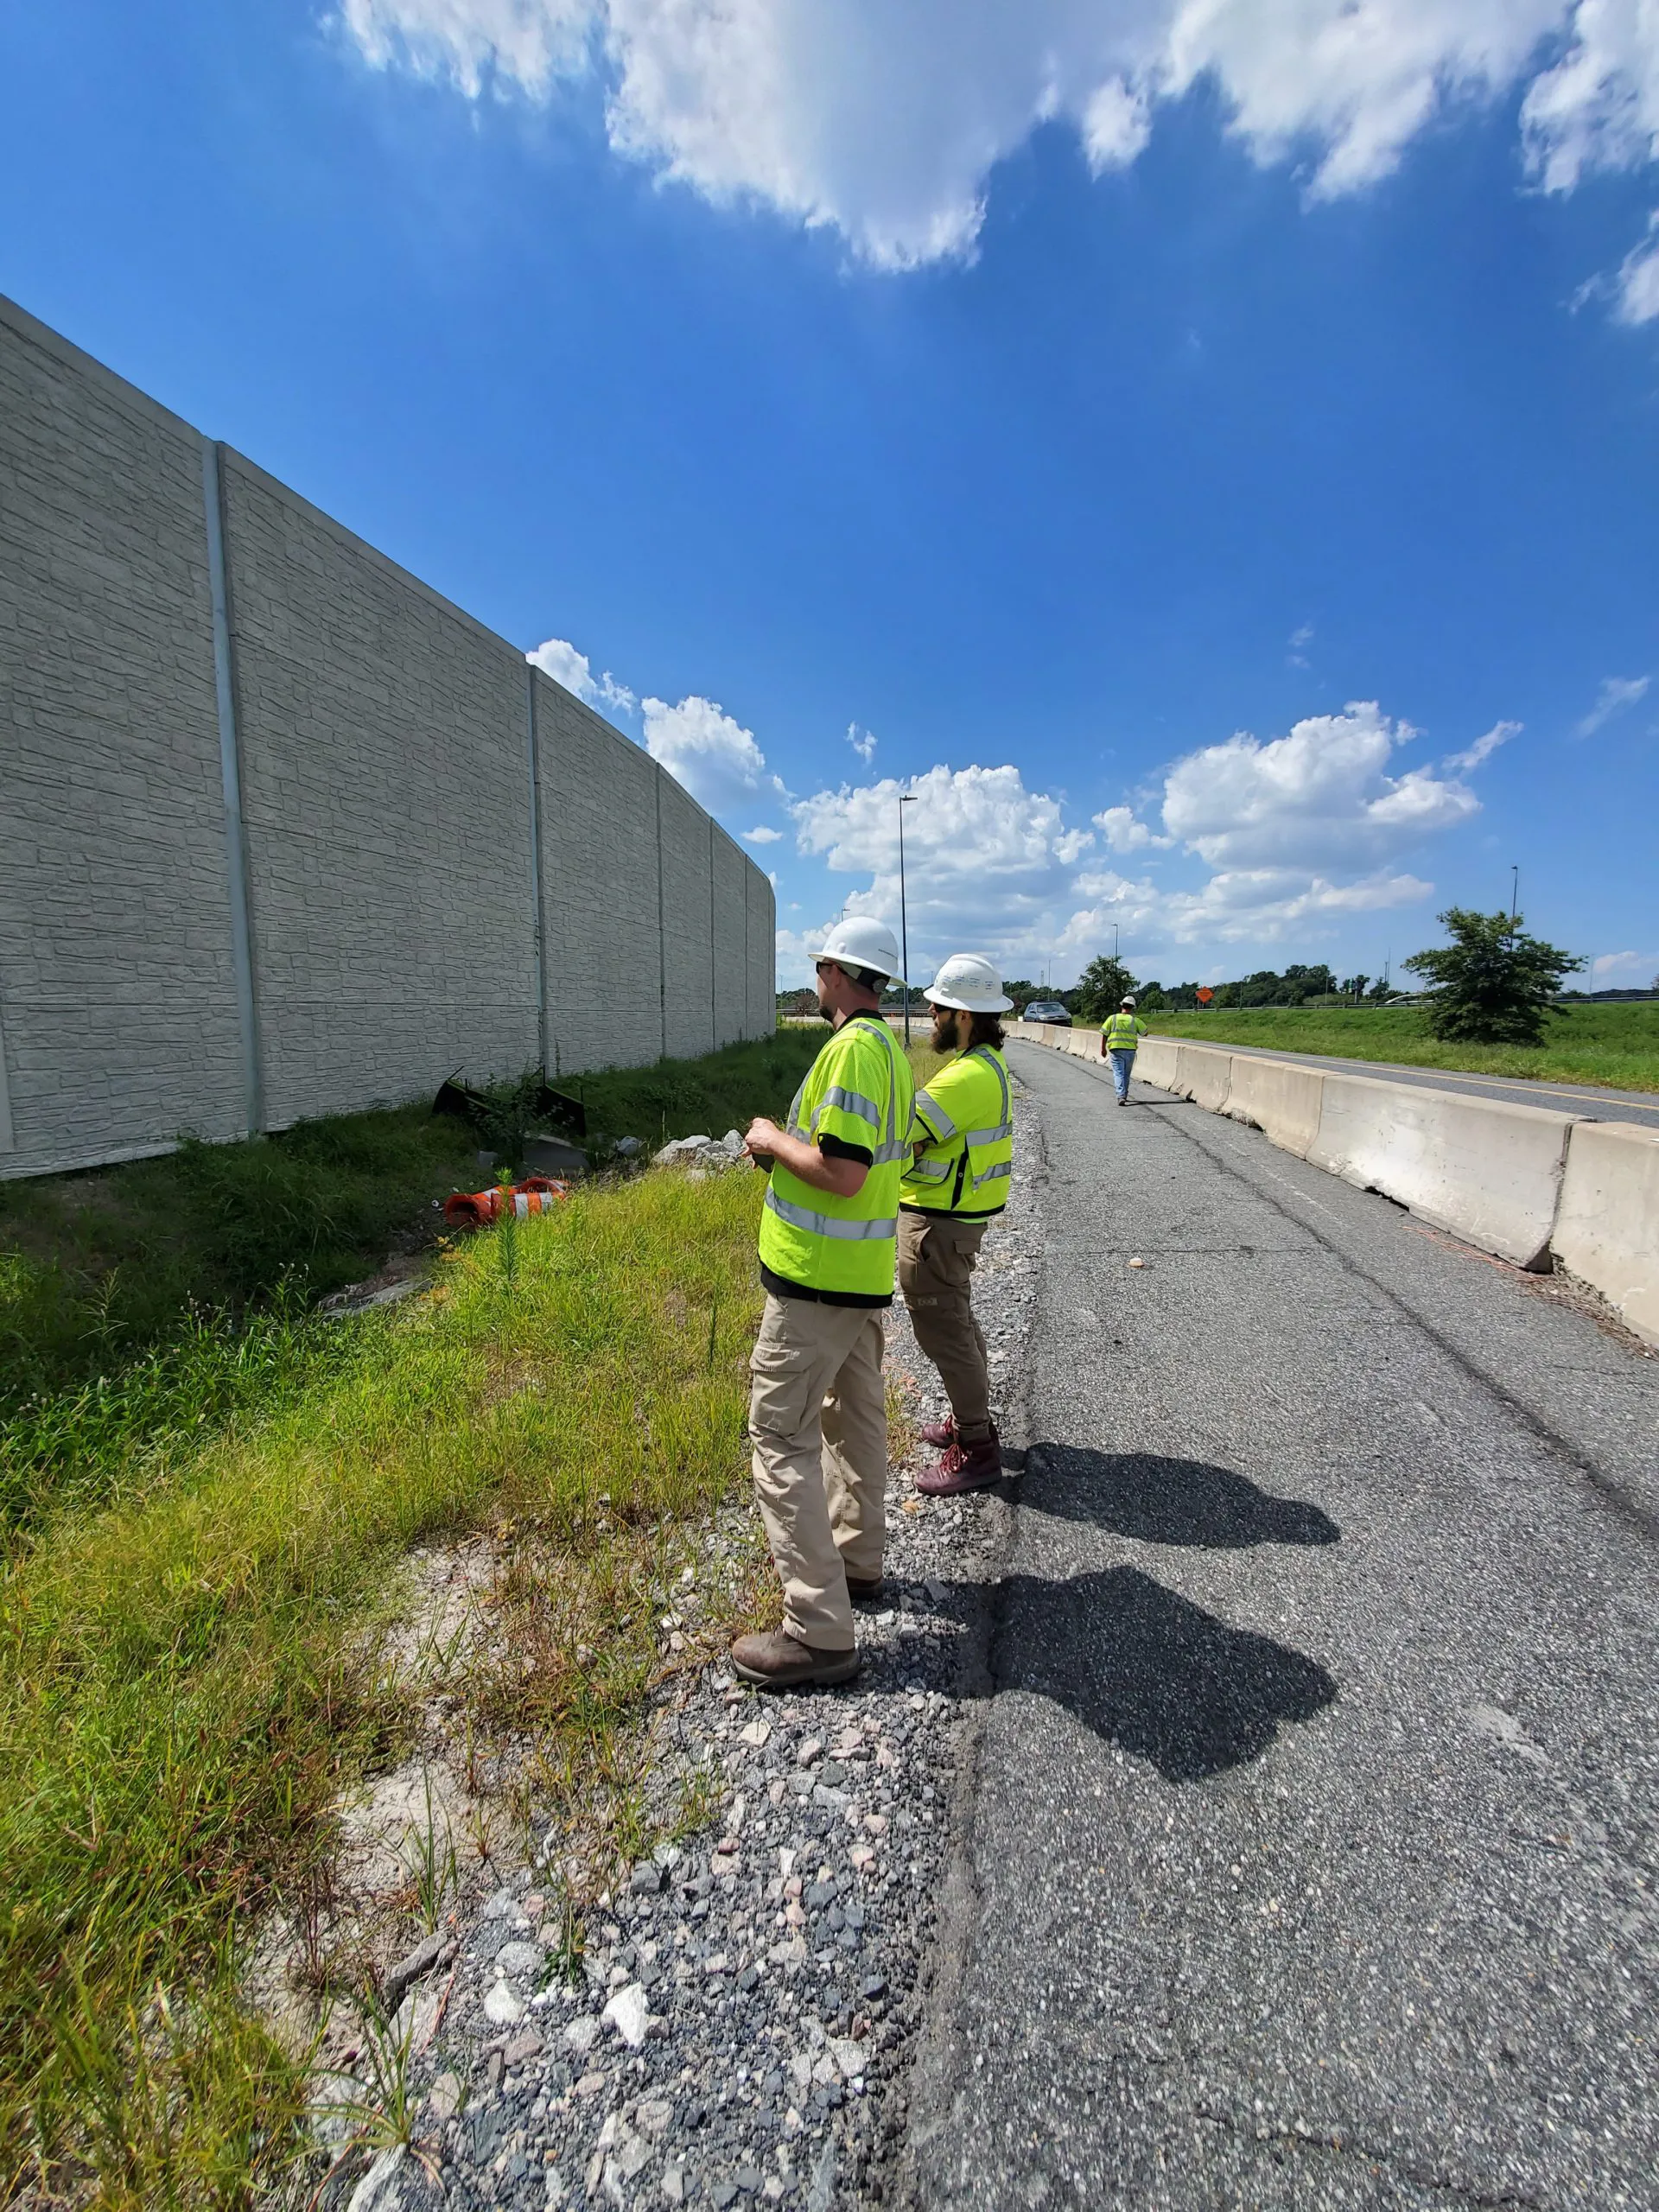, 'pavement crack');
1192,2102,1548,2209
1138,1083,1659,1546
